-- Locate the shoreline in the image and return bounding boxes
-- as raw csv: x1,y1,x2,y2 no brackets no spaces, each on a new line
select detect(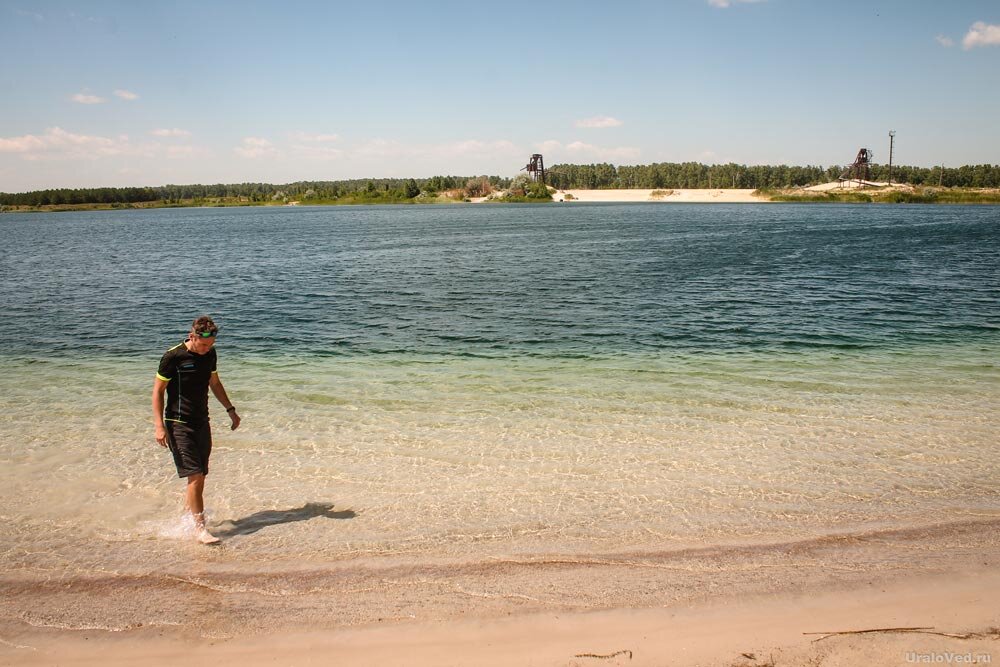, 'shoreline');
3,518,998,665
552,188,767,203
5,185,1000,213
11,569,997,666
